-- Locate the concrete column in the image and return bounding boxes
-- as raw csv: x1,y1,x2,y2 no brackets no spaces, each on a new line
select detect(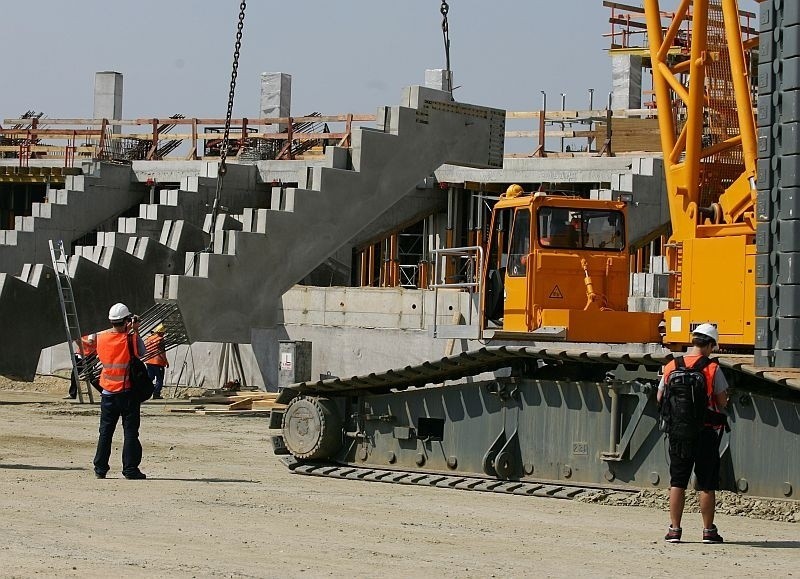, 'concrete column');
610,55,642,110
425,68,453,93
93,71,123,128
260,72,292,133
